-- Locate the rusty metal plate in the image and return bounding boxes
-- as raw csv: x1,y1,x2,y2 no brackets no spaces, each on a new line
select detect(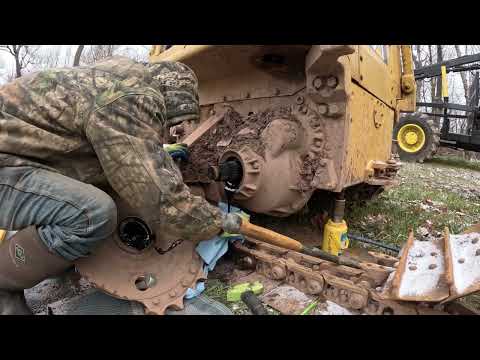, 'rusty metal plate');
385,231,450,302
443,229,480,303
76,229,204,315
